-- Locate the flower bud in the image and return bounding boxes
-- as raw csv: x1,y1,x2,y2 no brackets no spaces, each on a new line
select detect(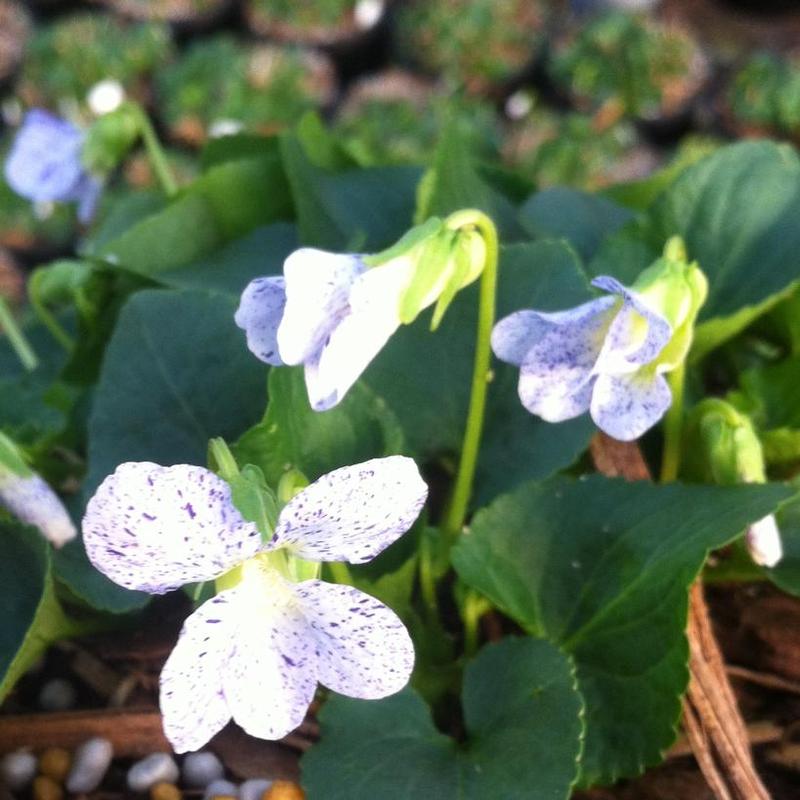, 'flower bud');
82,105,140,175
0,433,76,547
683,398,782,566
